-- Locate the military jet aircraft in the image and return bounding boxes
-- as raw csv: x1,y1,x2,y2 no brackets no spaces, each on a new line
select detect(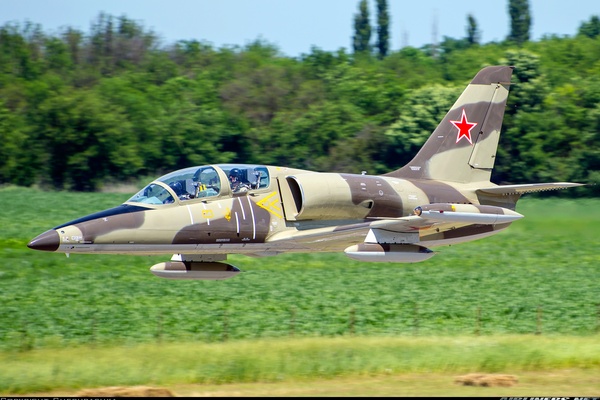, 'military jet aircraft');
28,66,582,280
